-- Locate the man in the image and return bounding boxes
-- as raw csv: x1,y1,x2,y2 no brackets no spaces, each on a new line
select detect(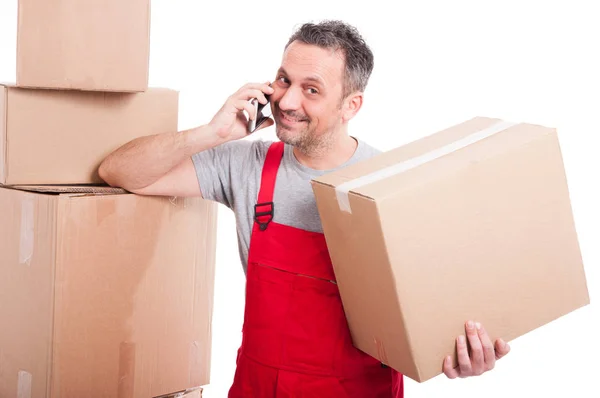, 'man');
99,20,510,397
